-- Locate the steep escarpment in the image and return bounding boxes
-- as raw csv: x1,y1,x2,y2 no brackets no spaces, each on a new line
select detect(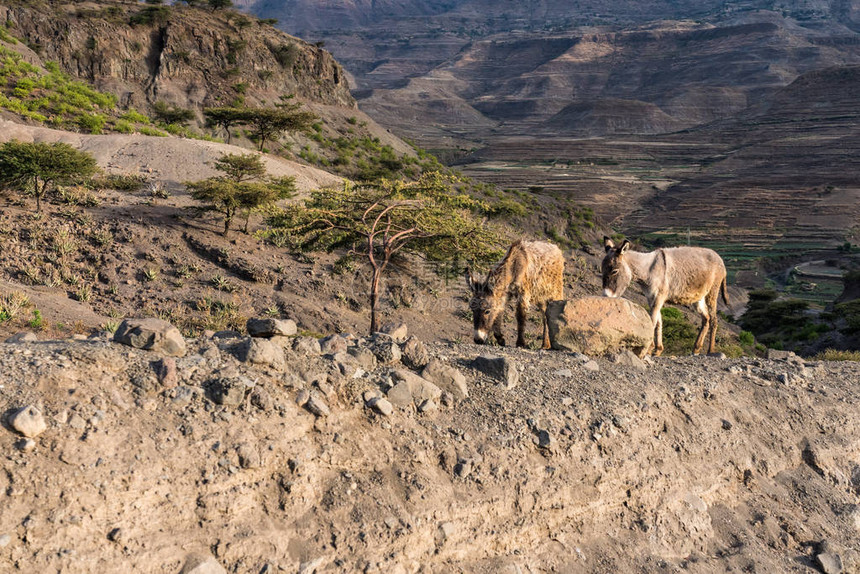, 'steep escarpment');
0,1,354,115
